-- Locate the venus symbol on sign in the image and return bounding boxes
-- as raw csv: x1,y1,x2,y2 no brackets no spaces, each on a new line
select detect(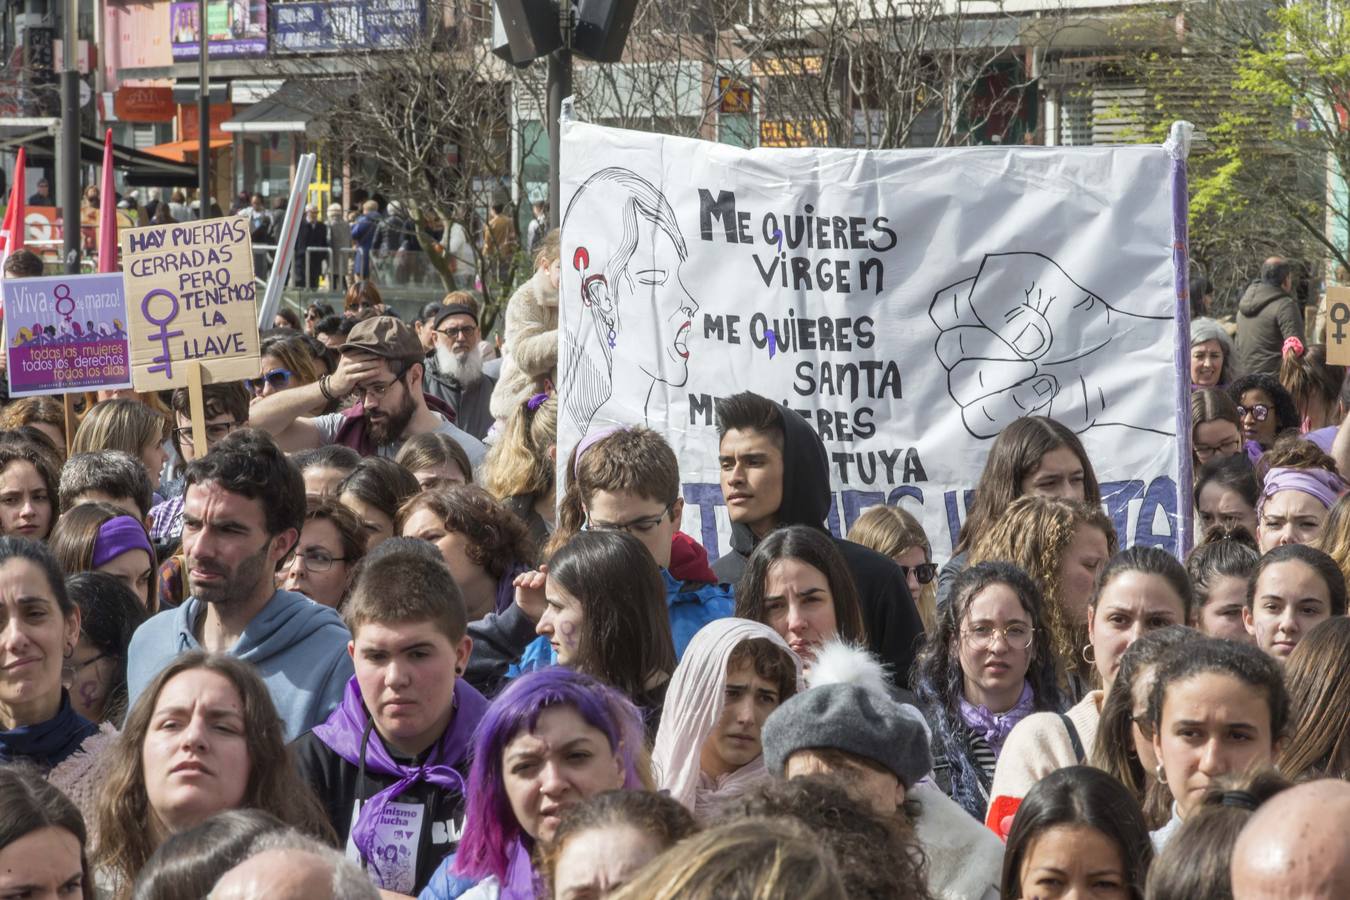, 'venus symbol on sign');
142,289,184,380
1331,303,1350,346
52,283,76,327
